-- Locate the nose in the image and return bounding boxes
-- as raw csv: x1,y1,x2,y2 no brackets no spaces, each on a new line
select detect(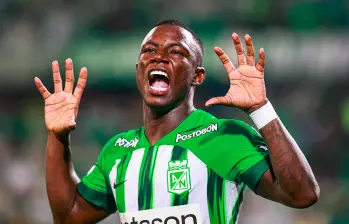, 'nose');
151,52,169,64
